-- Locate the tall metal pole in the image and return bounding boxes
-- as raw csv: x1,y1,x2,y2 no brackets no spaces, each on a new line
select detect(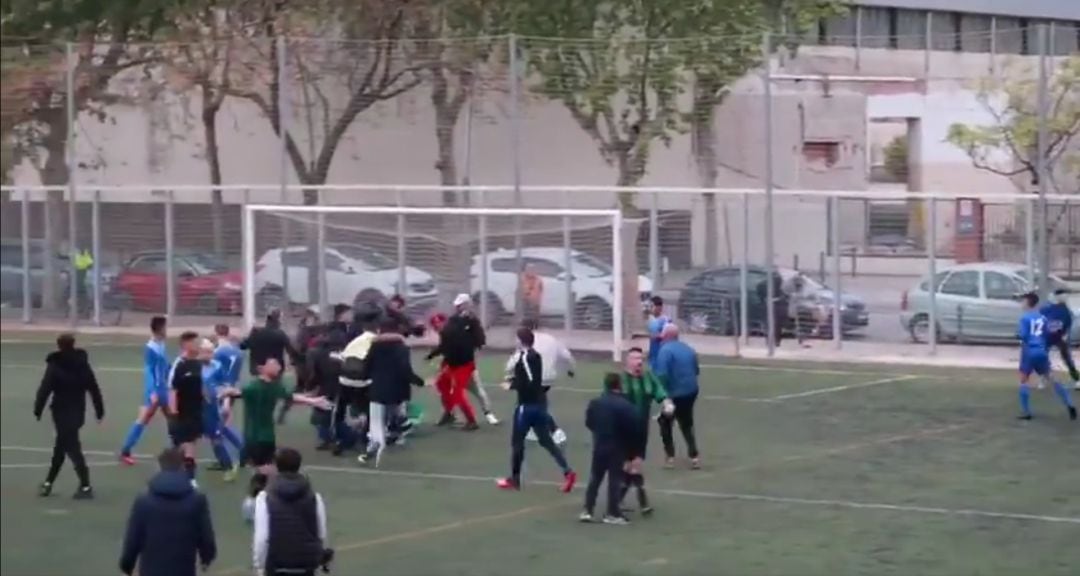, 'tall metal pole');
20,189,31,323
509,34,524,319
830,197,842,349
928,199,938,354
91,190,101,326
562,190,574,333
65,42,78,327
1035,24,1050,298
478,190,489,329
649,192,660,286
316,208,328,320
740,192,749,342
165,190,175,317
396,190,407,301
242,205,256,331
761,33,776,357
277,36,290,301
